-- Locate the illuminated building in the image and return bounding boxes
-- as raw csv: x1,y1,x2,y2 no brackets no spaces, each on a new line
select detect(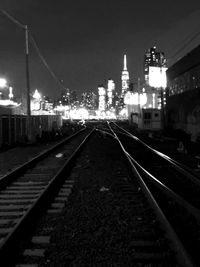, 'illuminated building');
81,92,97,110
107,79,115,108
98,85,106,112
143,46,167,109
144,46,166,85
31,89,42,115
60,88,70,105
42,96,54,114
148,66,168,109
121,54,129,97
